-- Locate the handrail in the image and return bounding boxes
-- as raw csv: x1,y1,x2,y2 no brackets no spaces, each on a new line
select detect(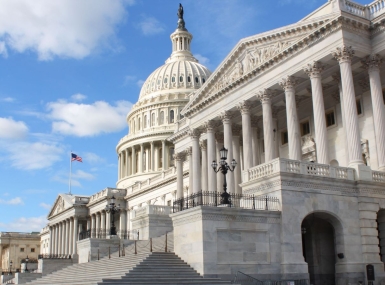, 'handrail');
232,271,263,285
